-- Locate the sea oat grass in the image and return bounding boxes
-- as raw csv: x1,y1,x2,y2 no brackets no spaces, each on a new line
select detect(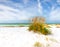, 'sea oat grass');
28,16,51,35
